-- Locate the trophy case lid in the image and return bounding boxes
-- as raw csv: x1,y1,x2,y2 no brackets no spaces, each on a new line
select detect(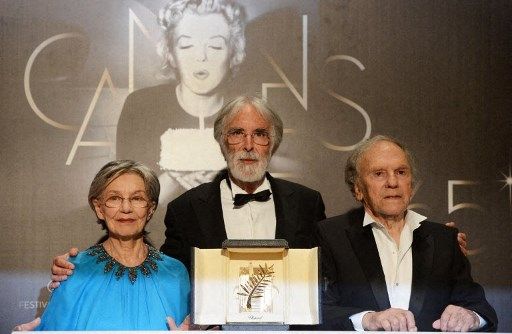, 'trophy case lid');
222,239,289,249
